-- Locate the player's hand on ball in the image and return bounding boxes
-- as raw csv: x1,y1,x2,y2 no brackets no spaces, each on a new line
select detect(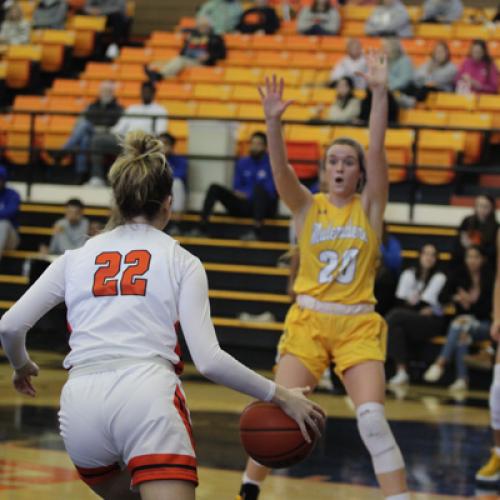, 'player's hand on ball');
258,75,294,121
273,385,326,443
12,359,39,397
